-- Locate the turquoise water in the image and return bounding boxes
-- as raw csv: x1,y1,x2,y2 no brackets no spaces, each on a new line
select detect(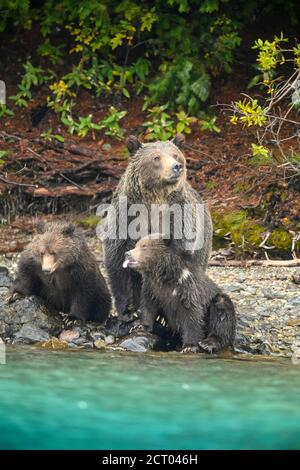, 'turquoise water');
0,347,300,450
